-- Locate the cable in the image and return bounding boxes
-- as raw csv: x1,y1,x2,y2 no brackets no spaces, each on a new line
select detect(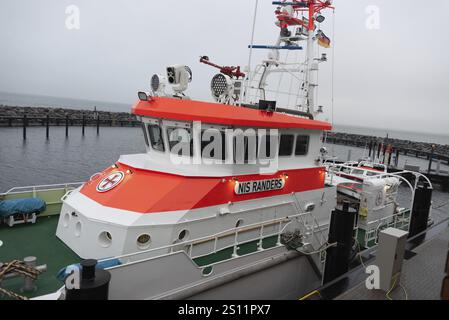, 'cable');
385,273,399,300
399,283,408,300
299,289,322,300
385,273,408,300
355,238,368,270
